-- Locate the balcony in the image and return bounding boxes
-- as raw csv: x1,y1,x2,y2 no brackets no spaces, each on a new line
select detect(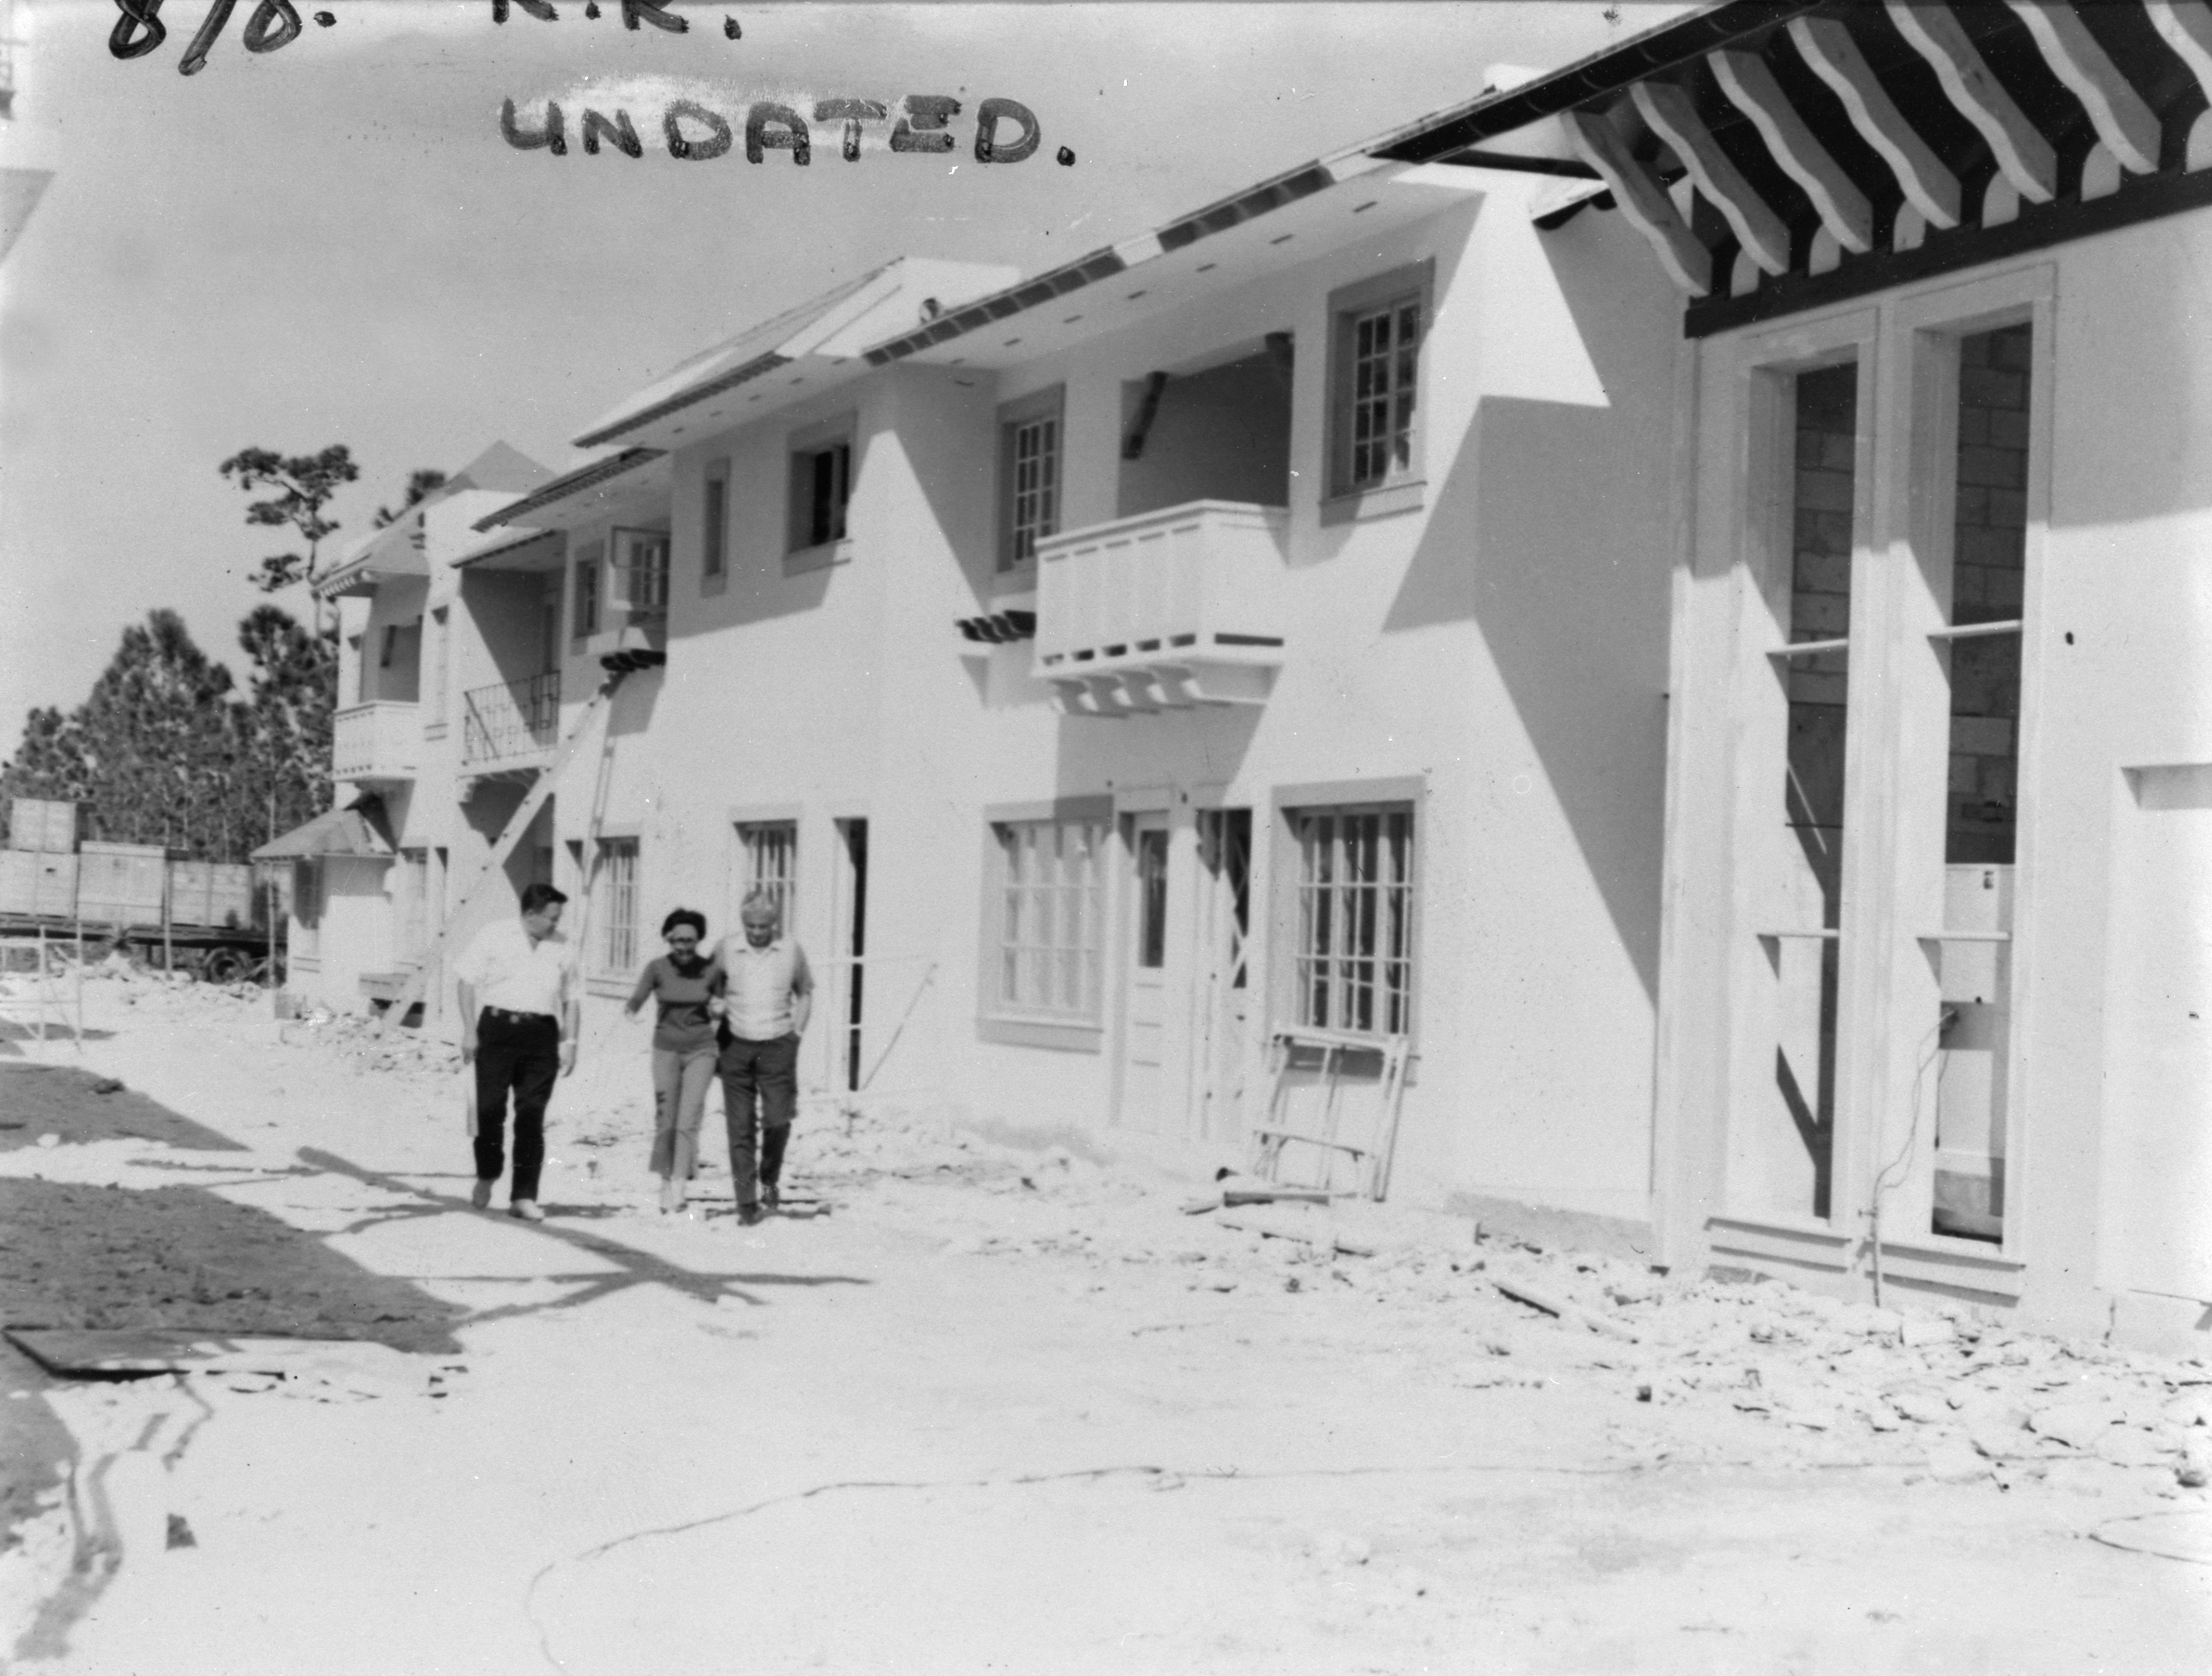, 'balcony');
1032,500,1289,715
331,701,419,781
462,673,561,770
